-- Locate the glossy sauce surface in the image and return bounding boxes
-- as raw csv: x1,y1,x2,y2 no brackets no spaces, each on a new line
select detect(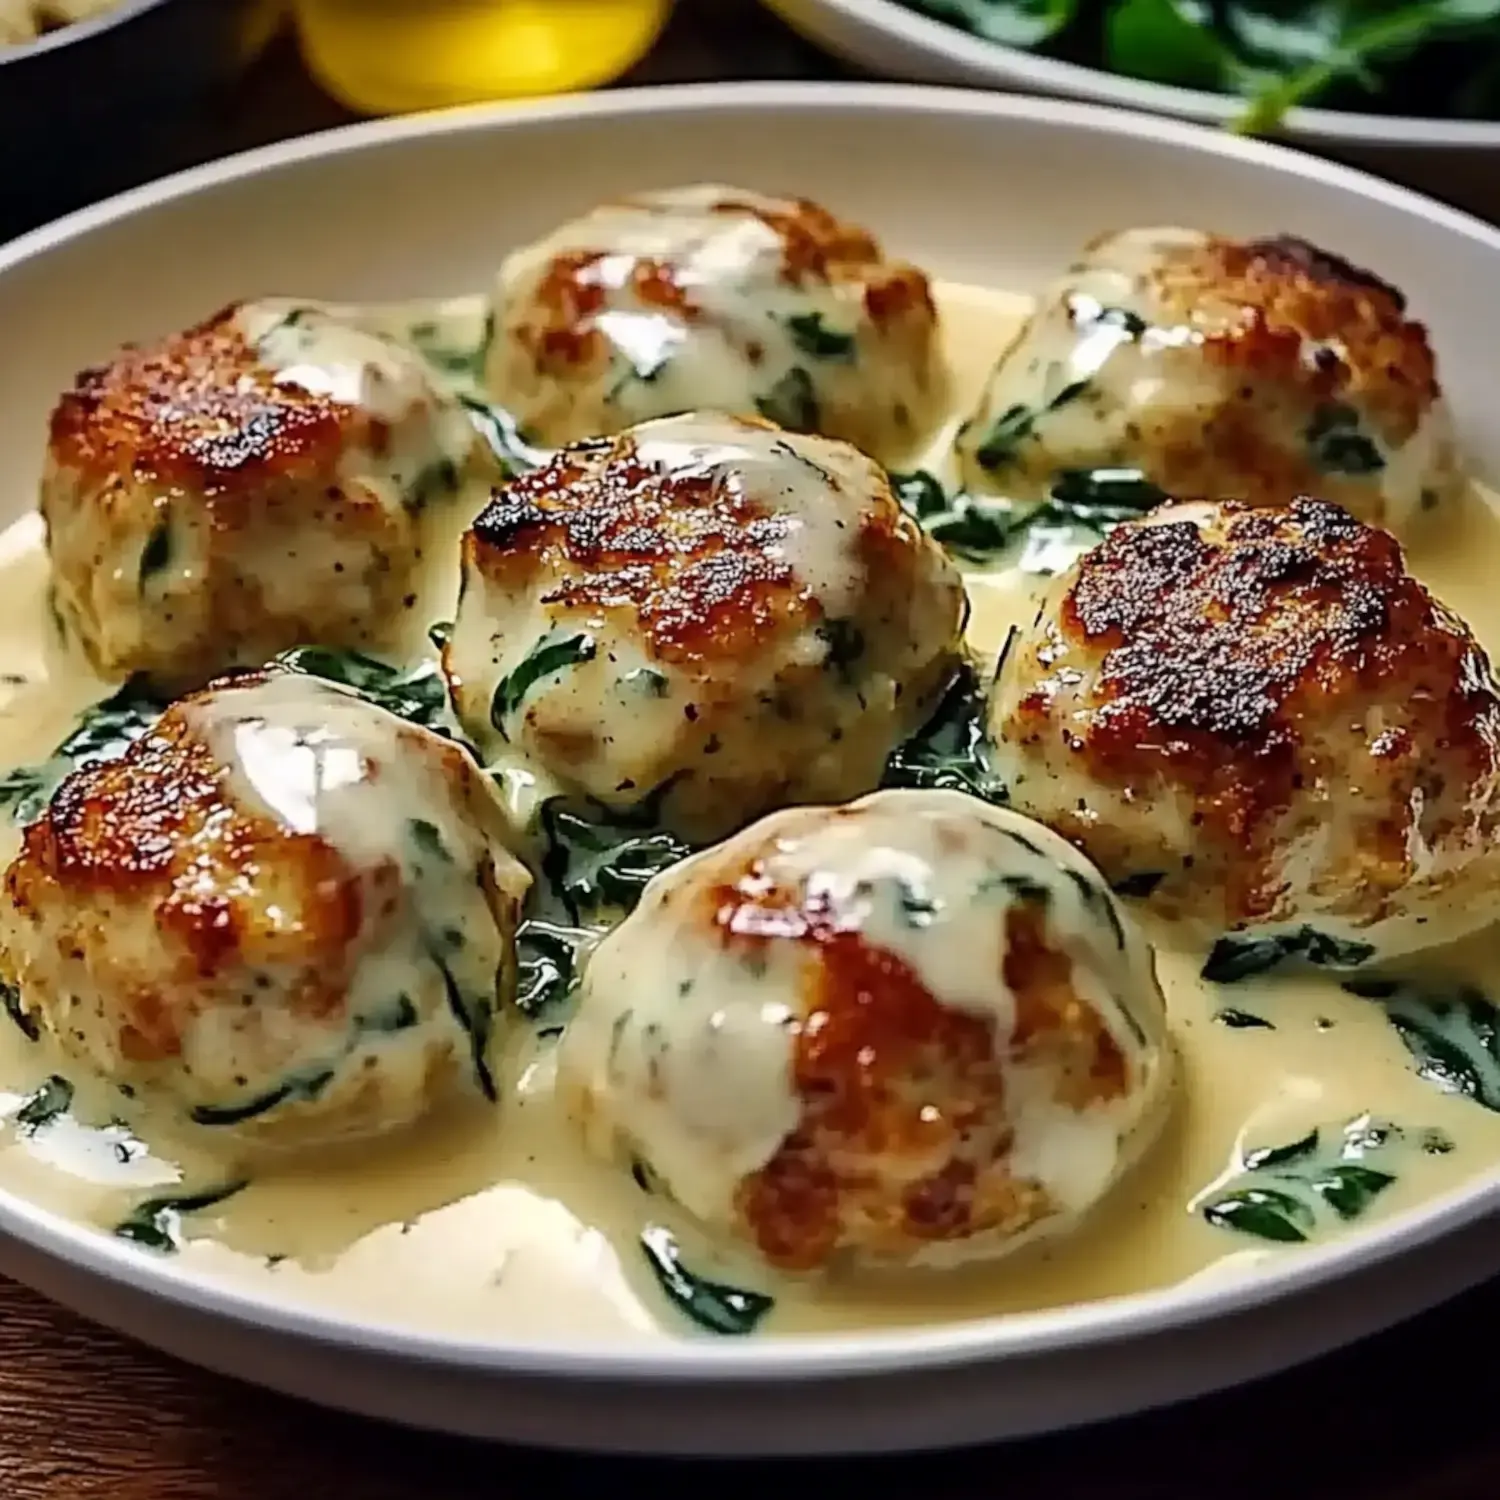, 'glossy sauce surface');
0,282,1498,1343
